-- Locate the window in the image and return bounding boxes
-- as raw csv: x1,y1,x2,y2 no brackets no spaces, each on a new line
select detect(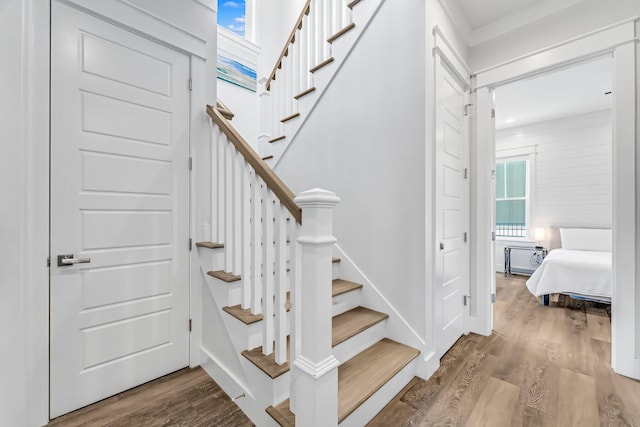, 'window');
218,0,246,38
496,159,528,238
